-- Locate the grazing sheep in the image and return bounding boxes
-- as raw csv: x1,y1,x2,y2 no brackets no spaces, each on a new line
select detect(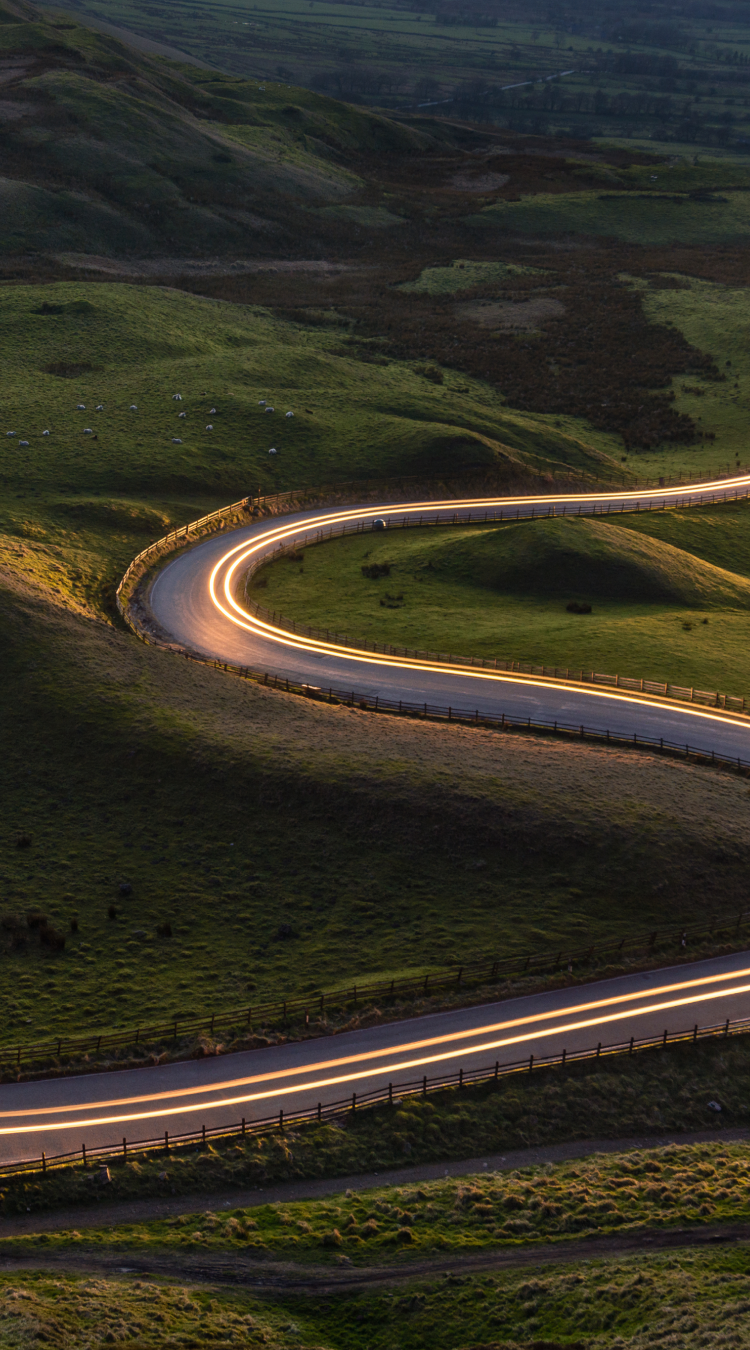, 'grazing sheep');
130,405,138,411
42,430,50,436
258,400,266,405
206,424,213,430
265,406,275,413
172,438,183,444
6,431,15,437
96,404,104,411
178,412,187,419
19,439,29,446
209,407,216,414
268,447,277,454
172,394,182,401
76,404,85,410
285,411,294,417
83,428,93,434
